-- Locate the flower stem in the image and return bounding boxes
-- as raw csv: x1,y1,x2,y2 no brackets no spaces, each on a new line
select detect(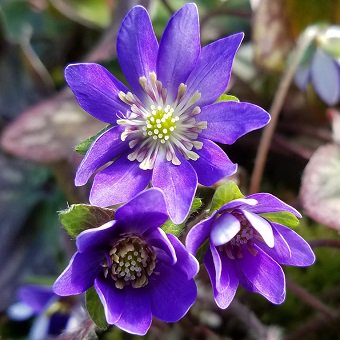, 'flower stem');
249,28,317,193
286,278,336,319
